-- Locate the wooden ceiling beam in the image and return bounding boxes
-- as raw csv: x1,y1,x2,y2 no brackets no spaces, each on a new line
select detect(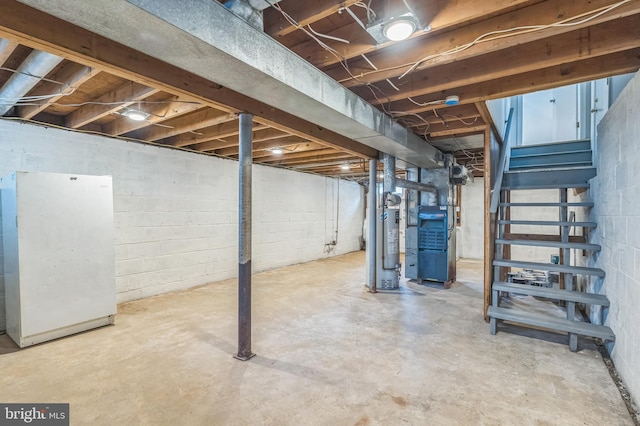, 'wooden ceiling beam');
0,38,19,66
328,0,640,86
252,141,326,159
386,49,640,115
191,128,293,152
262,152,355,166
260,148,340,163
287,157,362,169
475,102,502,145
65,82,159,128
132,108,236,141
428,125,487,139
292,0,540,69
103,94,202,135
358,15,640,104
168,121,267,147
220,128,291,145
0,1,376,159
264,0,361,38
412,120,484,136
214,136,307,156
19,62,99,119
